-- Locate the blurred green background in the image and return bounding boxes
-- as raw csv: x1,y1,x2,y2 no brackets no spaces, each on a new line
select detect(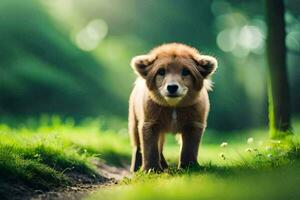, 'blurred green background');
0,0,300,131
